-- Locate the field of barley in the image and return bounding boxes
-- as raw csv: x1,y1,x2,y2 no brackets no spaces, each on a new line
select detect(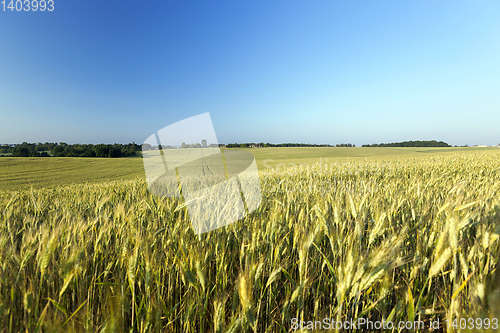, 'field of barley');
1,149,500,332
0,147,491,192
